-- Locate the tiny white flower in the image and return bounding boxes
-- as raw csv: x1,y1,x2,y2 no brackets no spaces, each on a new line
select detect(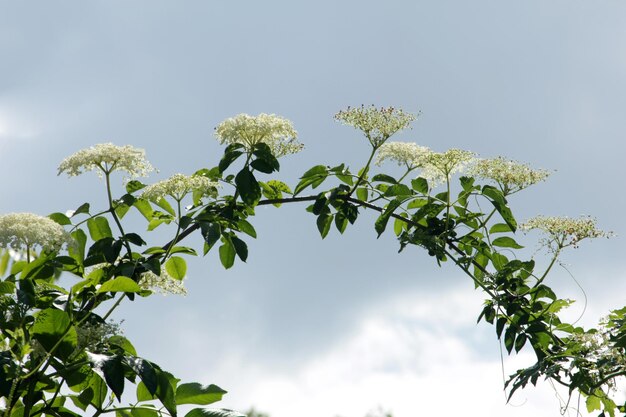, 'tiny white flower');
58,143,155,180
215,113,302,157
